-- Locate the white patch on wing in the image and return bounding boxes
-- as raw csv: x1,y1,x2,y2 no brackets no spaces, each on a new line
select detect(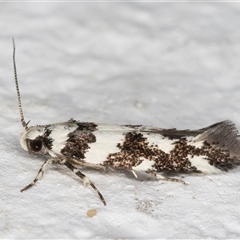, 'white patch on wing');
132,159,154,171
186,136,204,148
142,133,175,153
188,155,222,174
84,129,125,164
49,123,78,156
